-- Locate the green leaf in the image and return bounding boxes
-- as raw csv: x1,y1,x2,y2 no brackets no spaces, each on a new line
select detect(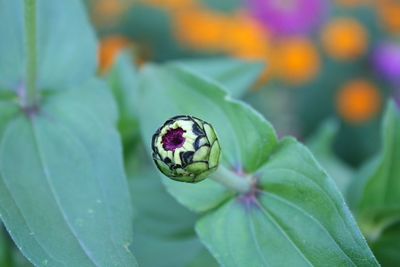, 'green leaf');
0,100,19,136
107,53,140,145
0,0,97,91
0,80,137,267
0,225,8,266
130,166,197,238
197,138,379,267
137,64,277,211
371,222,400,267
306,120,354,193
174,58,264,98
129,162,217,267
349,102,400,232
